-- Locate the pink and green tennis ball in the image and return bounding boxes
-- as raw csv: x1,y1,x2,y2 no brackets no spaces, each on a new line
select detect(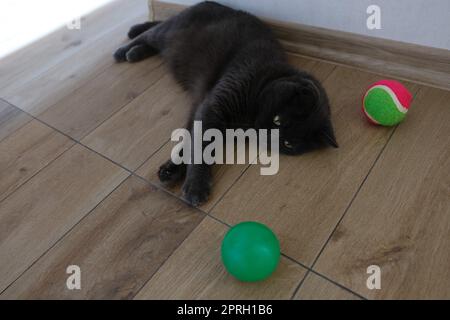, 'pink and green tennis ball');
362,80,413,126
